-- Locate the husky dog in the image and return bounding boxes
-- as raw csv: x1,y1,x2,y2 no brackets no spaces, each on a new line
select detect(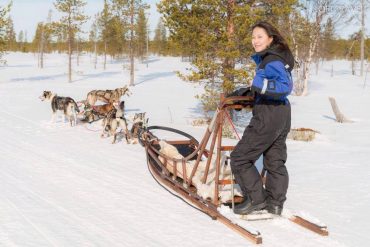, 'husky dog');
85,85,131,106
130,112,147,144
40,91,80,126
82,102,117,123
101,101,130,144
101,101,125,127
